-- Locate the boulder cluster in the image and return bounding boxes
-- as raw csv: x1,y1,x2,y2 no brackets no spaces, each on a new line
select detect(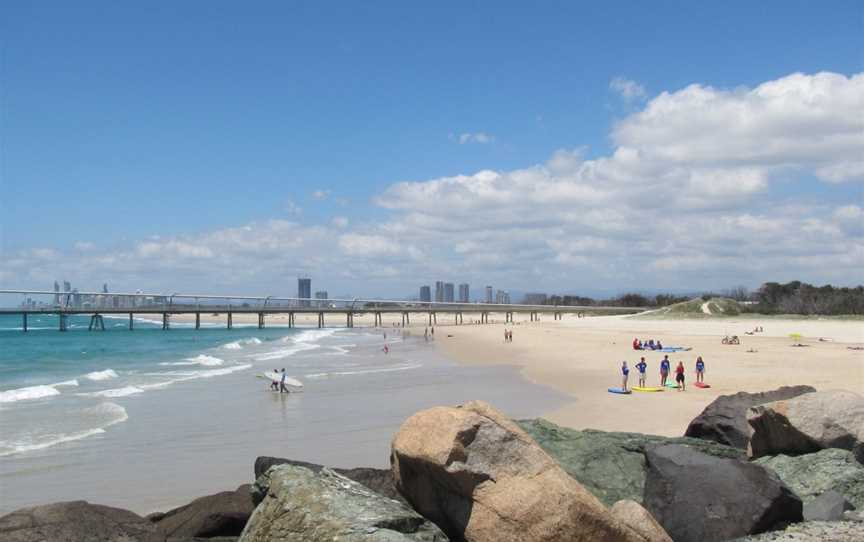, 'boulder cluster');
1,389,862,541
